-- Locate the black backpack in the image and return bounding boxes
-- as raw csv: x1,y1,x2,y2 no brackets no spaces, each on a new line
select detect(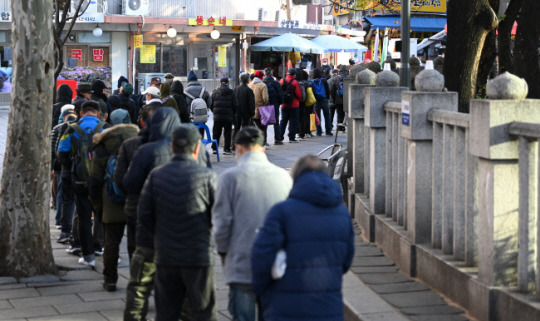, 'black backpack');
282,79,294,104
70,121,106,182
105,154,125,203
